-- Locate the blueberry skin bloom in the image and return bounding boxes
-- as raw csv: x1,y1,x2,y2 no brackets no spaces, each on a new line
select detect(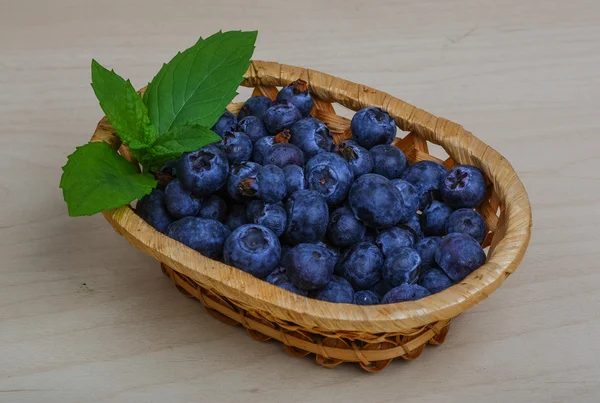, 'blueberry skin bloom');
390,179,420,223
418,267,454,294
226,161,261,201
164,179,201,219
225,204,248,231
255,164,287,203
284,190,329,244
252,136,275,165
375,227,415,258
178,145,229,196
414,236,442,270
289,117,333,158
312,276,354,303
435,232,486,282
223,224,281,278
166,217,230,259
237,96,273,121
265,267,308,296
221,131,253,164
382,246,422,288
286,243,336,290
327,206,366,247
305,152,354,206
421,200,454,236
137,189,173,233
353,290,381,305
336,140,373,178
276,79,314,117
235,116,268,143
338,242,383,290
211,110,237,138
446,208,487,243
369,145,408,180
350,107,397,149
381,283,431,304
264,143,305,168
348,174,405,228
282,165,306,197
441,165,487,208
400,160,448,210
252,203,288,237
197,194,227,223
264,100,303,134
